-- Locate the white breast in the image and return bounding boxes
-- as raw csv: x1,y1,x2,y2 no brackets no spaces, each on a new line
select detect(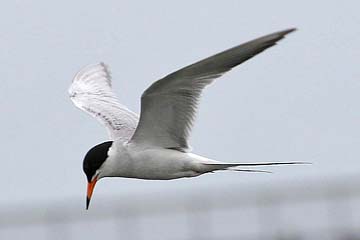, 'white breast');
100,144,202,180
